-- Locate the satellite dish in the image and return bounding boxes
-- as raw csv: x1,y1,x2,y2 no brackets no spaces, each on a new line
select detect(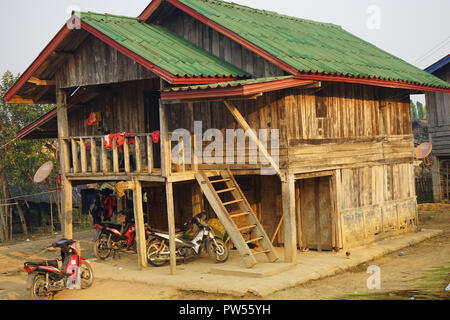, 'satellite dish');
33,161,54,184
414,143,433,166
